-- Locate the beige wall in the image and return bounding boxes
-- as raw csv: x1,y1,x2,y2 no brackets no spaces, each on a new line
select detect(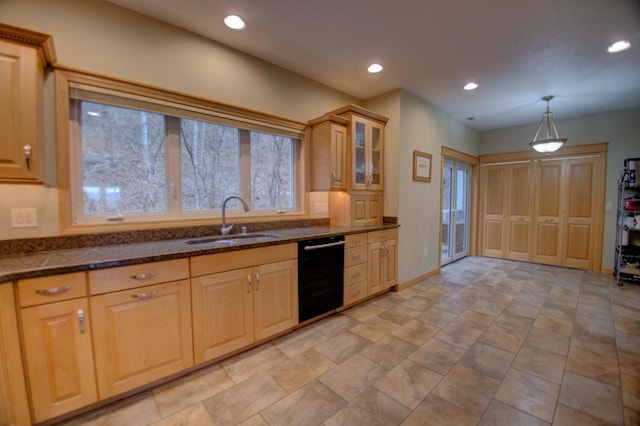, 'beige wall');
0,0,359,240
480,107,640,271
366,90,480,283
